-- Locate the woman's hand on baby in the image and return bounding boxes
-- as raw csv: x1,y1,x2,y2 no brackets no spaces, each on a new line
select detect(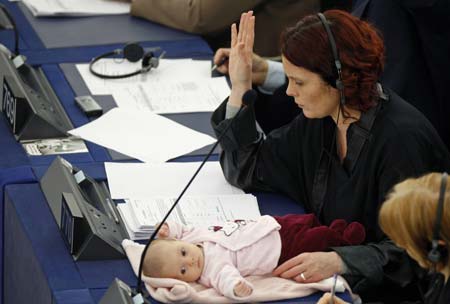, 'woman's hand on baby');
233,280,253,297
156,222,170,238
316,292,349,304
273,252,343,283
